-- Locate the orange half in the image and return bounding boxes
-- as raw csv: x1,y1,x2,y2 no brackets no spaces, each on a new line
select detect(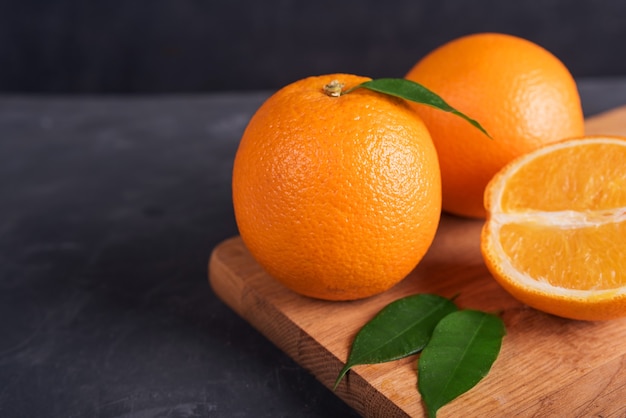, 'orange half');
481,136,626,320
